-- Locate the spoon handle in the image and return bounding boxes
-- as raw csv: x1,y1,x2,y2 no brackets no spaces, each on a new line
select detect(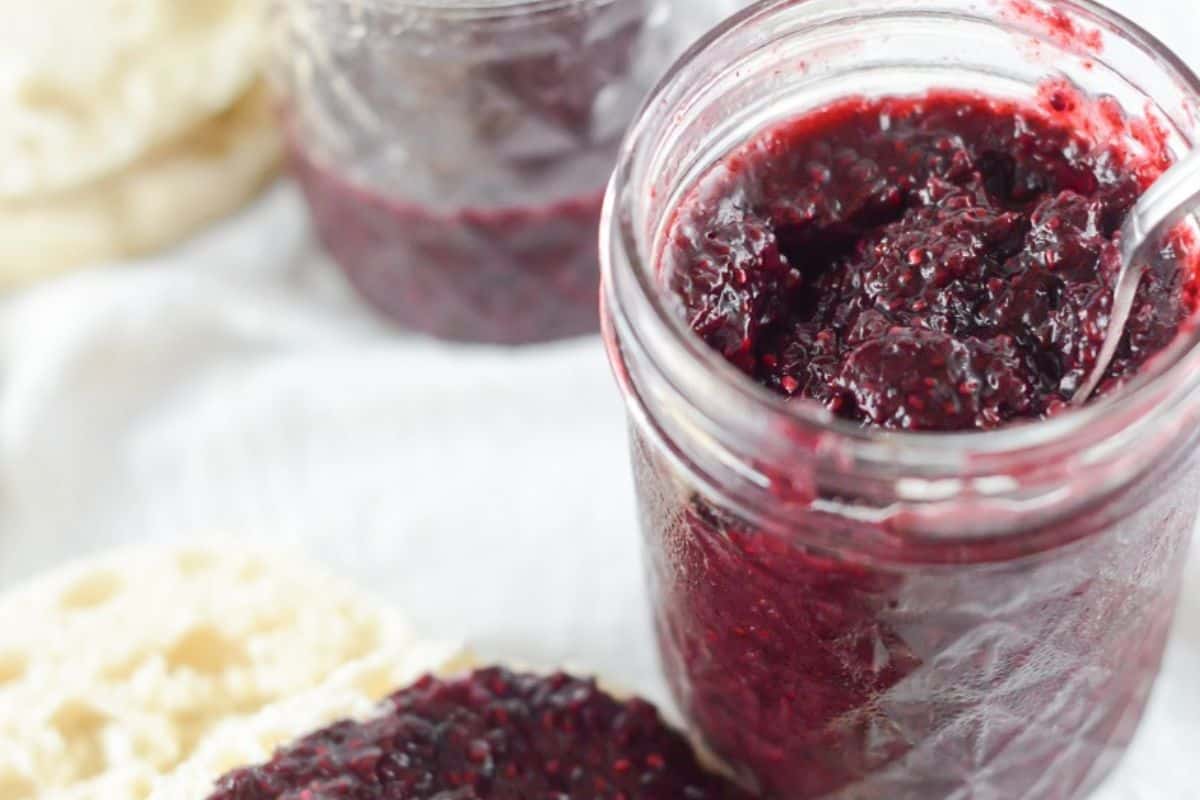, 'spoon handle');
1071,147,1200,405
